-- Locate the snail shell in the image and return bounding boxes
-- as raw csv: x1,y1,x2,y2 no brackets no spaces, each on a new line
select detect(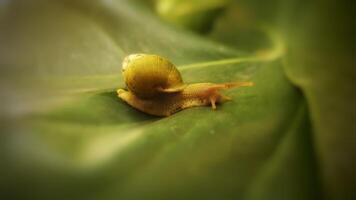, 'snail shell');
122,54,186,99
118,54,253,116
